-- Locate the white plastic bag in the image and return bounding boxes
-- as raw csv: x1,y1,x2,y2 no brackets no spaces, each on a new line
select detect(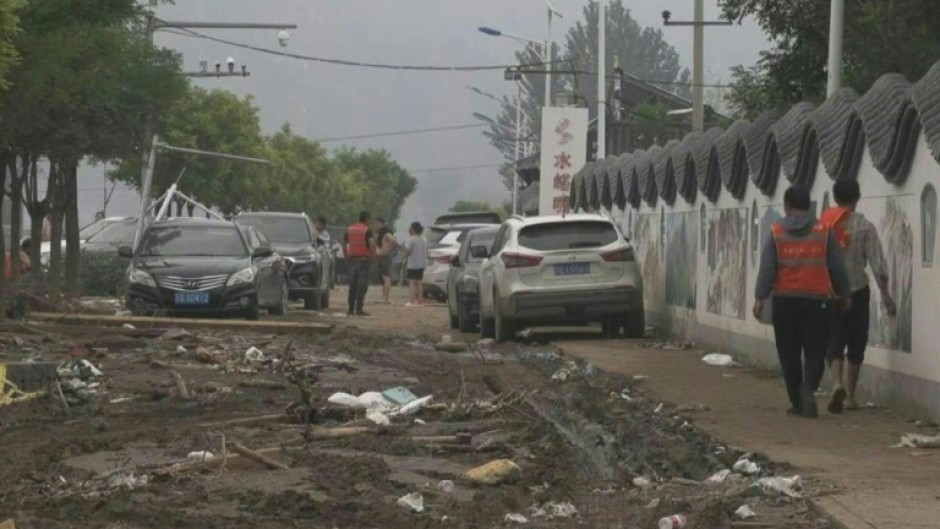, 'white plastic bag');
735,505,757,519
754,475,803,498
701,353,734,366
704,469,731,485
397,492,424,512
733,458,760,475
